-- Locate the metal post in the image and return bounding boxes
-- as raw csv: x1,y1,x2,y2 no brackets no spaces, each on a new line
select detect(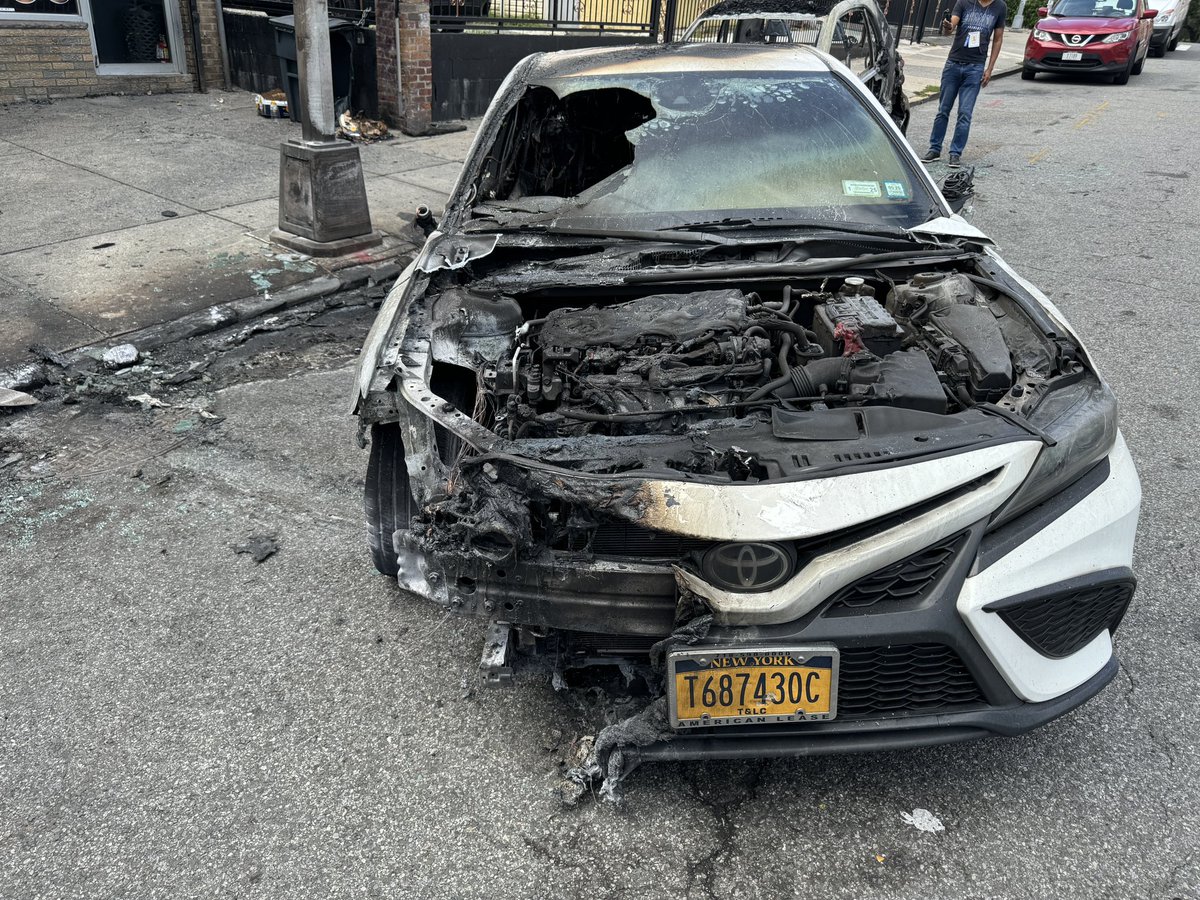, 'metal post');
663,0,678,42
187,0,207,93
294,0,337,142
272,0,382,255
214,0,233,92
1013,0,1029,29
913,0,931,43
